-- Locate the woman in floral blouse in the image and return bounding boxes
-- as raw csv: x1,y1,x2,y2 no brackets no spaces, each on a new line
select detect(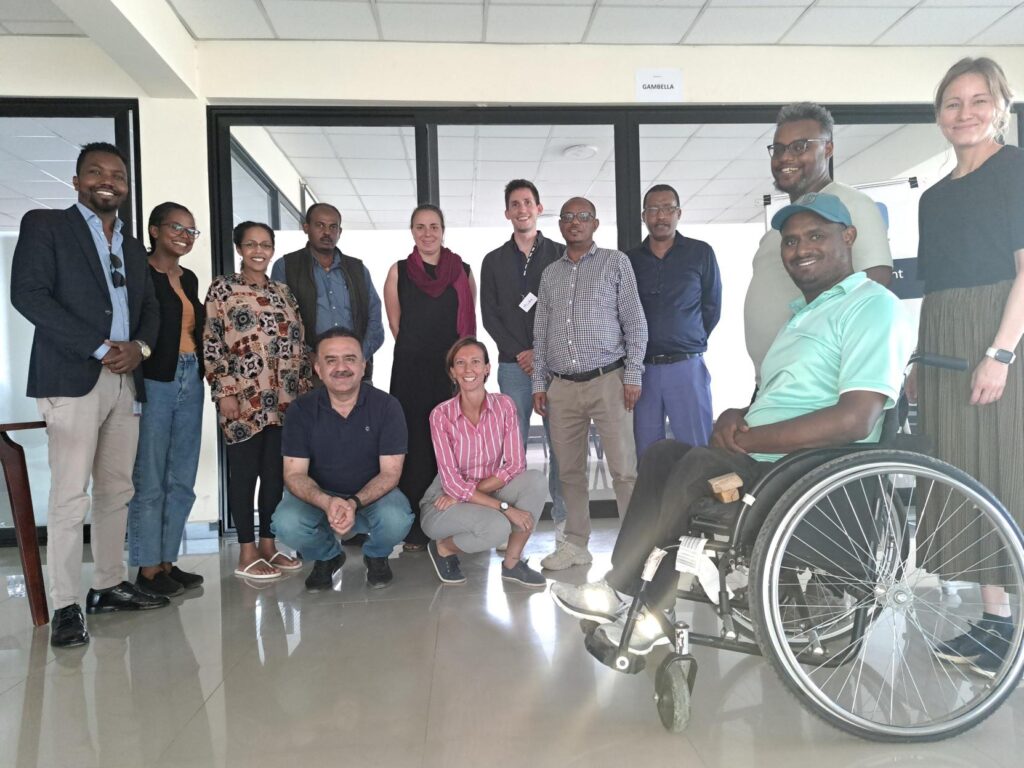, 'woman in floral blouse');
203,221,311,580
